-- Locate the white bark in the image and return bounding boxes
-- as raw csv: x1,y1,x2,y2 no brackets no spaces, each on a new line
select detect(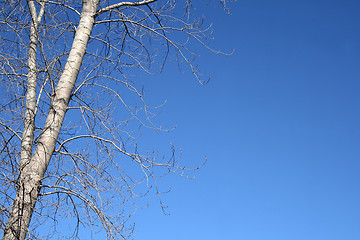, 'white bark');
20,0,45,171
3,0,99,239
0,0,223,238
